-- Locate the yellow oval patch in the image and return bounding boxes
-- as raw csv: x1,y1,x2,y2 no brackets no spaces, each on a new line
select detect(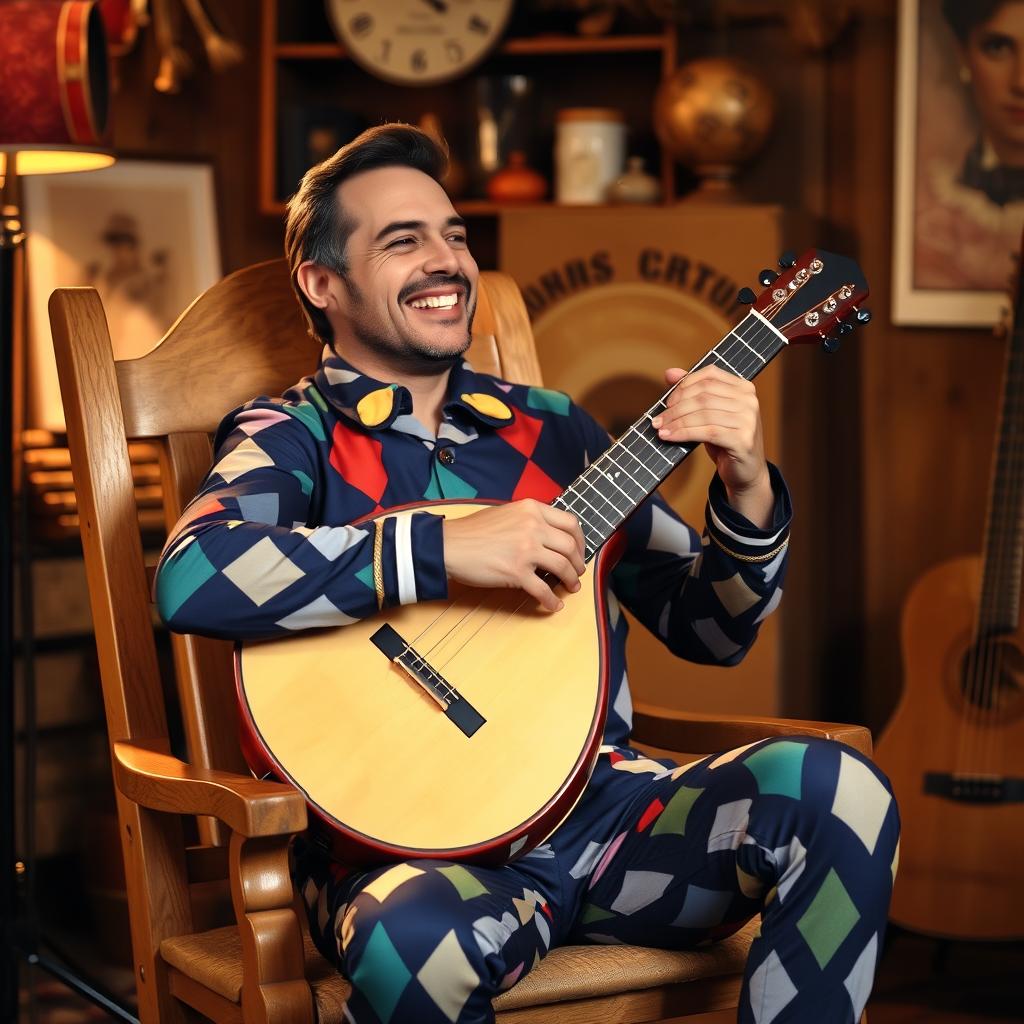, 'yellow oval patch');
461,392,512,421
357,386,396,427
